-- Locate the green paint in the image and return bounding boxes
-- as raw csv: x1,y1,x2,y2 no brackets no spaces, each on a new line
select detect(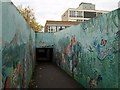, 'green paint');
53,9,120,88
35,33,54,48
1,1,120,89
35,9,119,88
2,2,35,88
0,1,2,89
